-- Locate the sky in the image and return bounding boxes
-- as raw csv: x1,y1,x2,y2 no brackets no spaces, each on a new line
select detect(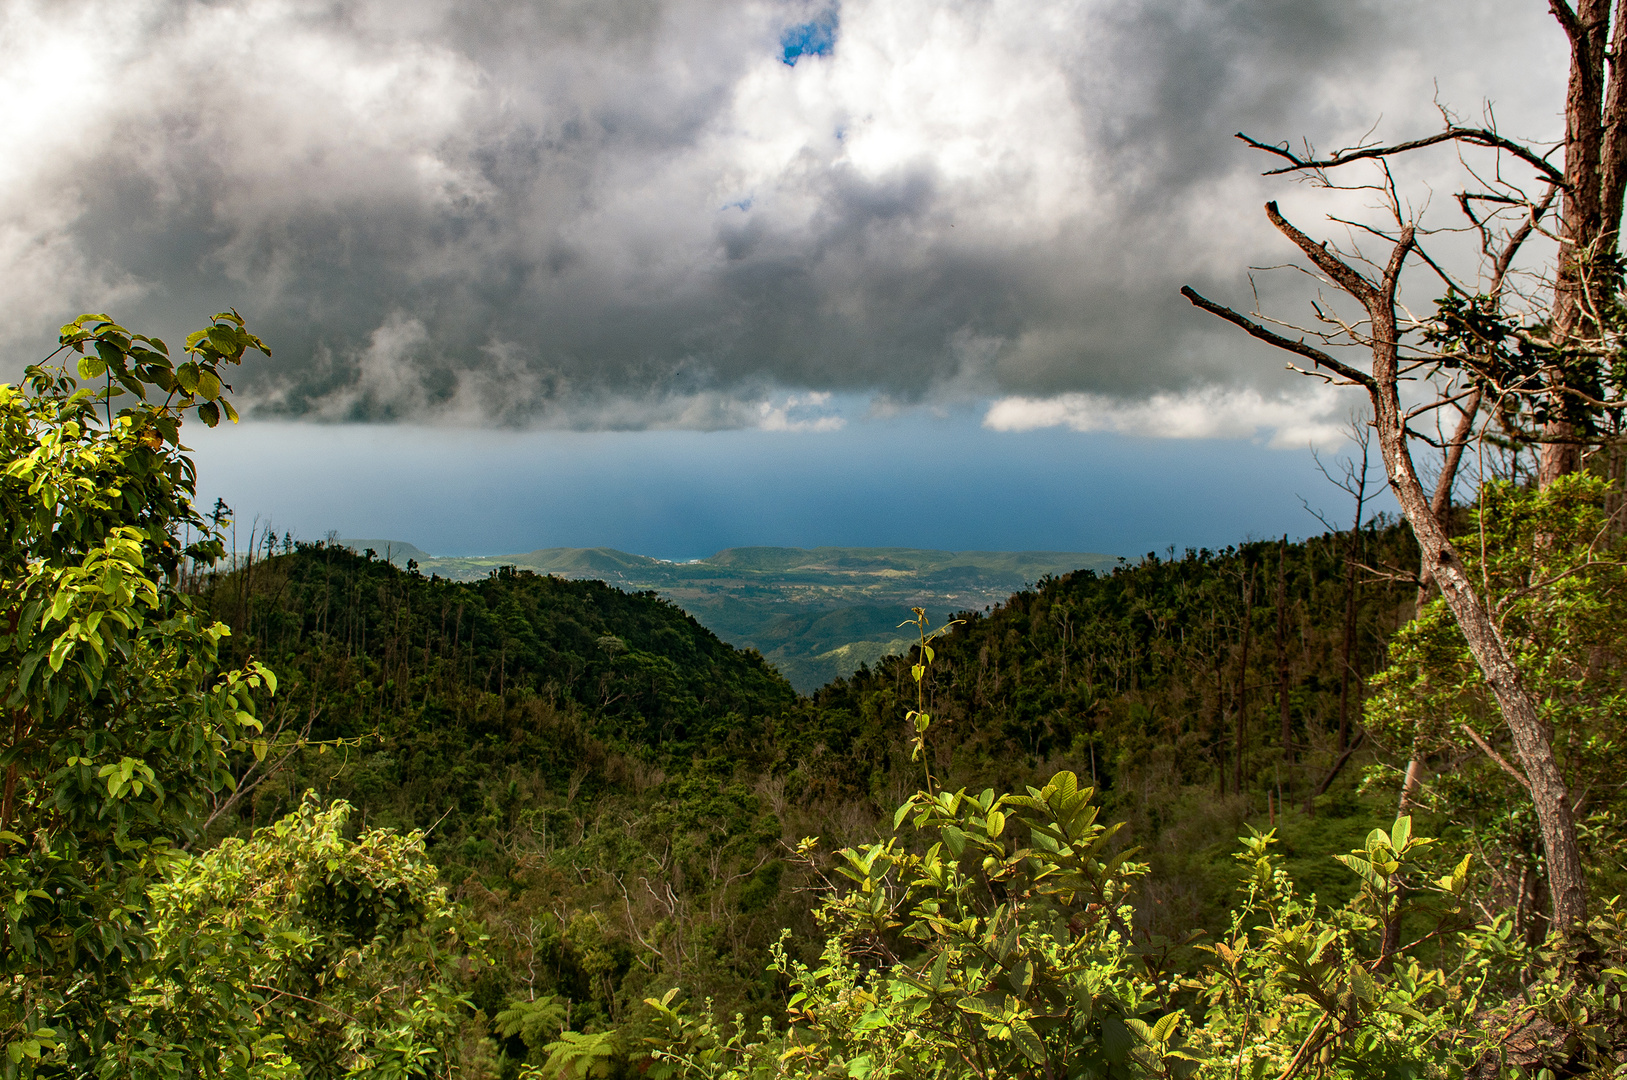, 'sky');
0,0,1568,557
